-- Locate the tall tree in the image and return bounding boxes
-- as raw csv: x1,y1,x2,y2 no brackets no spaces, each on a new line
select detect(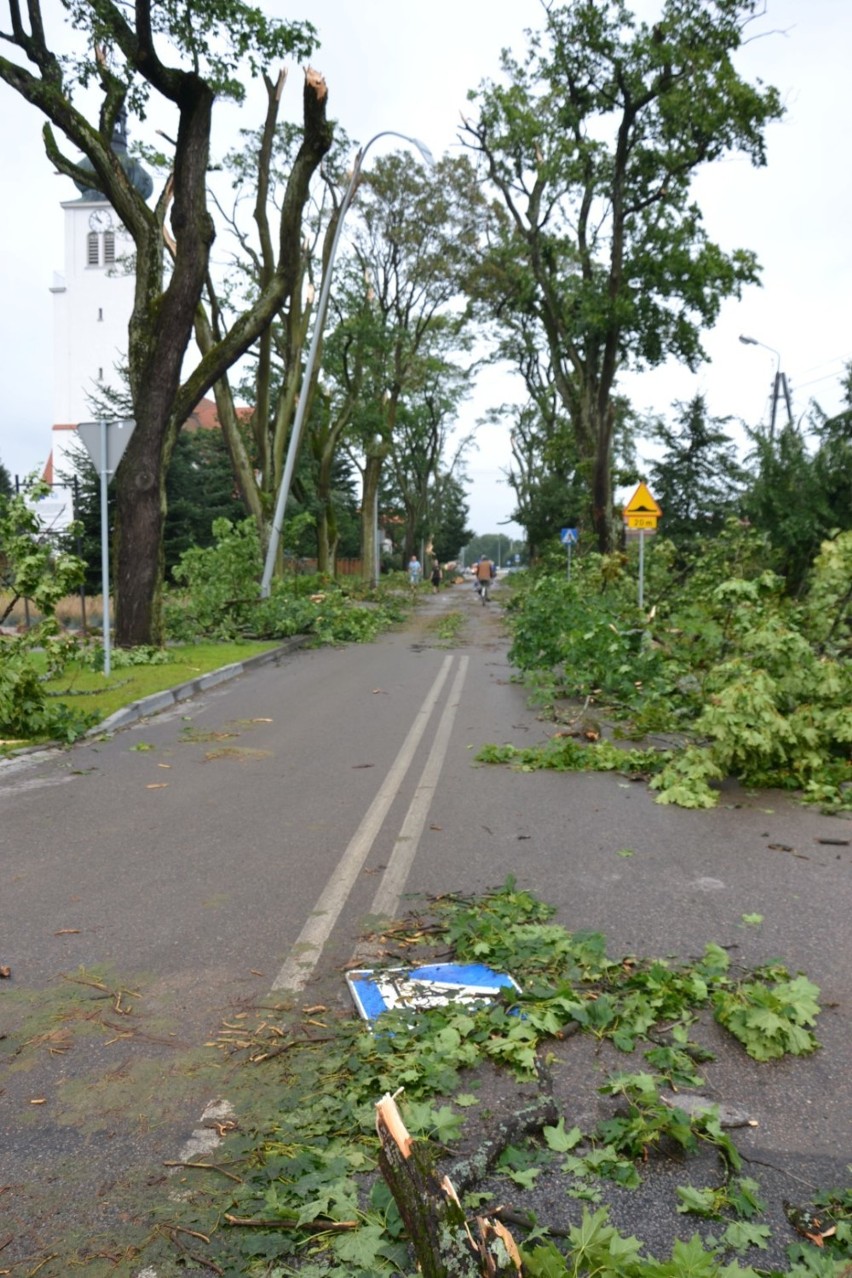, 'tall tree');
504,399,587,558
429,472,473,564
386,364,470,561
743,364,852,594
0,2,331,644
193,124,353,574
743,421,826,595
330,152,482,580
0,459,11,500
463,0,782,552
647,394,745,550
